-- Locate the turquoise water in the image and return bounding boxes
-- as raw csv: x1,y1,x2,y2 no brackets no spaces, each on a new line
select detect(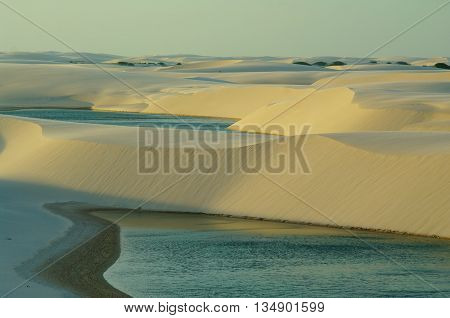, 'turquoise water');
0,109,235,130
105,227,450,298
